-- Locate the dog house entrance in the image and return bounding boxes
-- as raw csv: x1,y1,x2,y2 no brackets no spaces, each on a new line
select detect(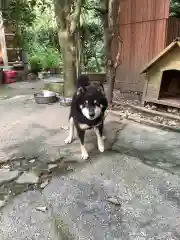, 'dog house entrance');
158,70,180,107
